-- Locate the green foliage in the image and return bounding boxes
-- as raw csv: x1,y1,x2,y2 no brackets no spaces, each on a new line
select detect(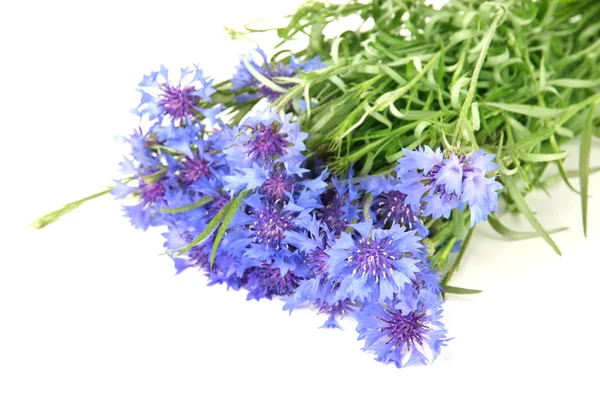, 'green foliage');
217,0,599,285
